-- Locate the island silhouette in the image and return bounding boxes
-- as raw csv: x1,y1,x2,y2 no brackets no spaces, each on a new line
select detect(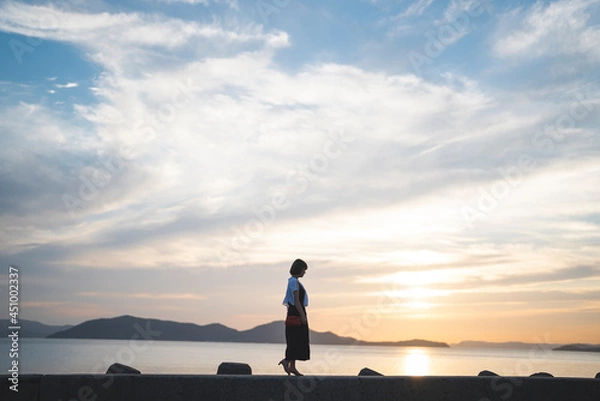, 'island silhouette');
4,316,599,352
6,315,448,347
